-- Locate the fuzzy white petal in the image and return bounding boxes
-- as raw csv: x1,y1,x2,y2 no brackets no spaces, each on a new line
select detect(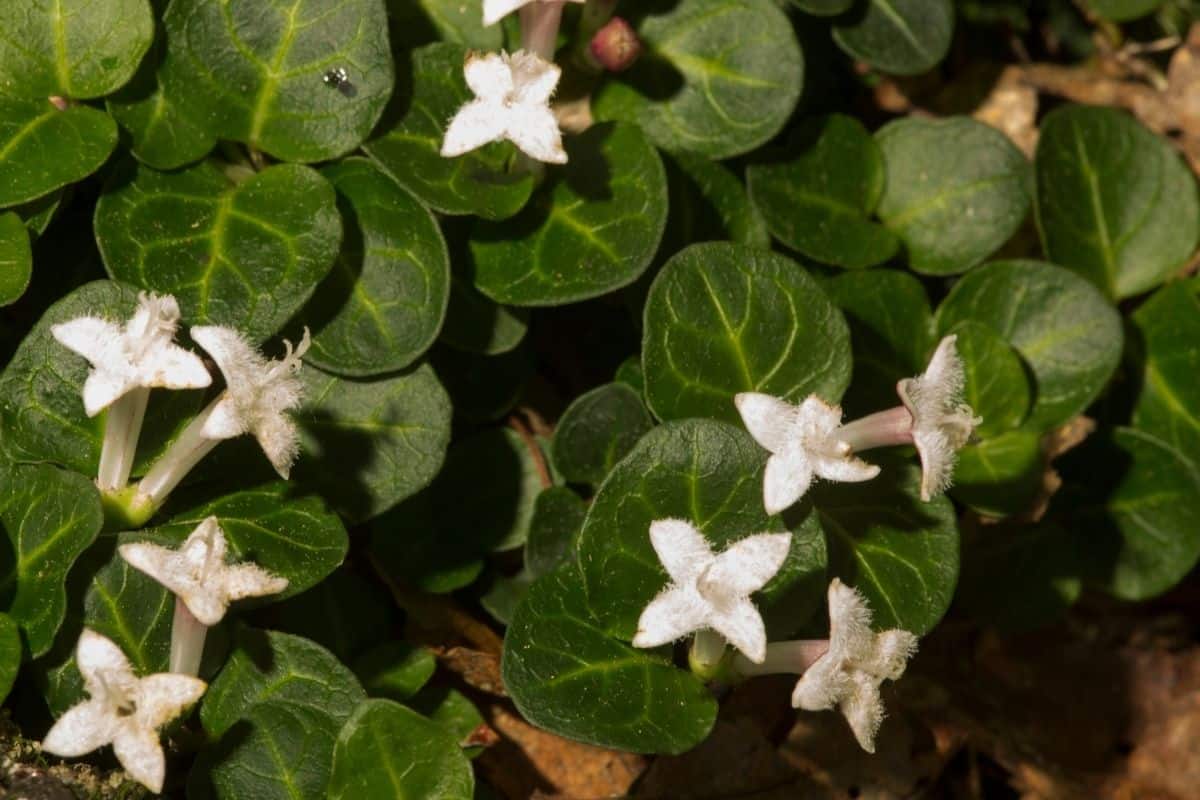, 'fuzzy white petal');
811,452,881,484
707,596,768,664
465,52,515,96
735,392,797,453
700,532,792,597
51,317,124,365
135,673,207,730
77,629,136,695
648,519,712,584
81,371,130,418
510,51,561,105
41,702,116,757
762,453,812,516
482,0,530,26
633,585,706,649
222,563,289,602
840,674,886,754
254,406,301,479
112,725,166,794
441,99,506,157
506,104,567,163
